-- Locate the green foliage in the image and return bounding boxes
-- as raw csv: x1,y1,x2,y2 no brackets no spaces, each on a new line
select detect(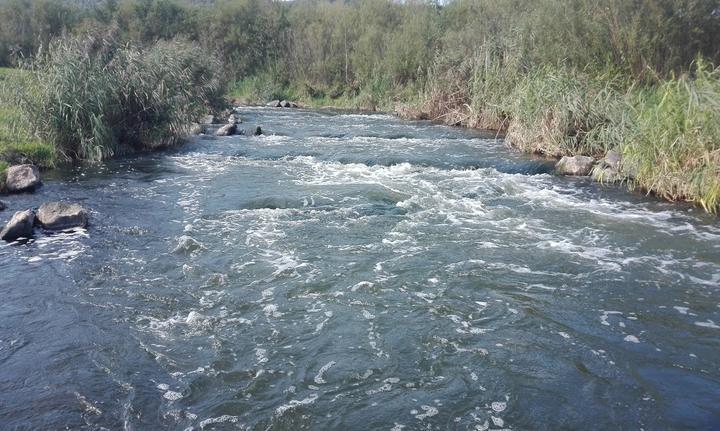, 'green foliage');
200,0,287,79
623,61,720,212
229,72,292,103
1,0,719,211
0,67,55,168
0,160,7,191
18,32,225,161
